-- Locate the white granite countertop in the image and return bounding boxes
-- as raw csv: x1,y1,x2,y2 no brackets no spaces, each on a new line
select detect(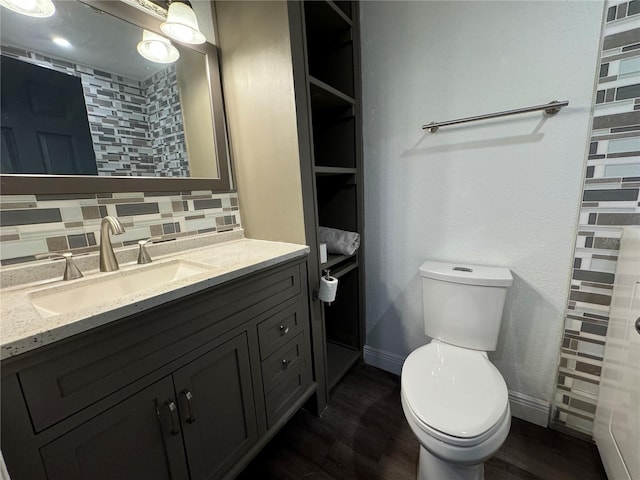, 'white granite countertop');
0,233,309,360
